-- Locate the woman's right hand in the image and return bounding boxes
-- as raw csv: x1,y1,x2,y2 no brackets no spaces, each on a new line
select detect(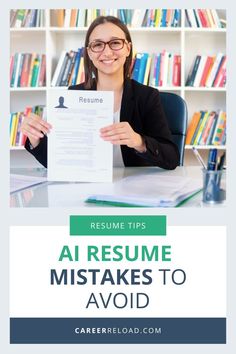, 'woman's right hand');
20,113,52,148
